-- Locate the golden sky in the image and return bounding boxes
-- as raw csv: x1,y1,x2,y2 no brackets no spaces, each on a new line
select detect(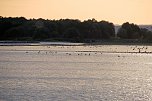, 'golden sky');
0,0,152,24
